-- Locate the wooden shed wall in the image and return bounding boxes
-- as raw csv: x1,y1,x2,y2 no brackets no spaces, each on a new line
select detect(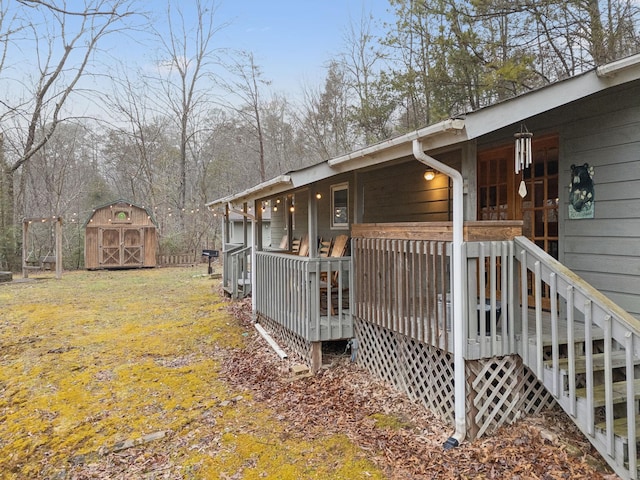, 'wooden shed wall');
84,203,157,269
